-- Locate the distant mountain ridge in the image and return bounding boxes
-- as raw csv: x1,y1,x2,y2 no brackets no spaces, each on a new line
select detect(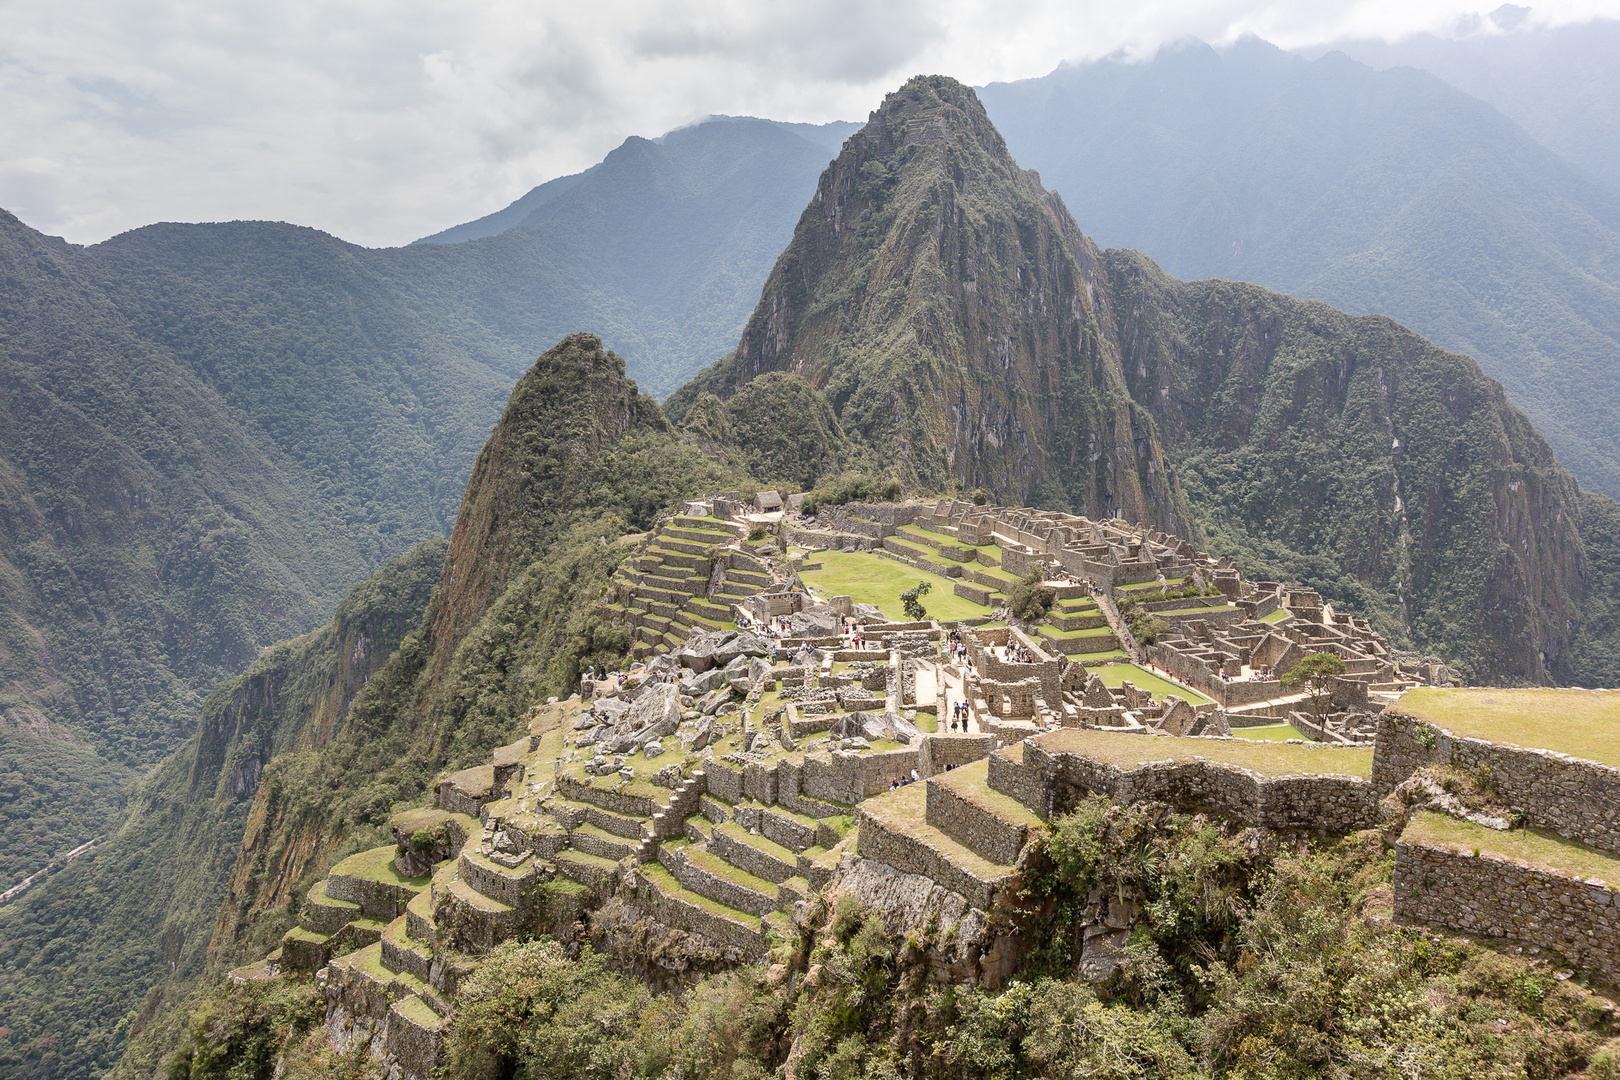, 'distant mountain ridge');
413,116,858,248
977,38,1620,498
